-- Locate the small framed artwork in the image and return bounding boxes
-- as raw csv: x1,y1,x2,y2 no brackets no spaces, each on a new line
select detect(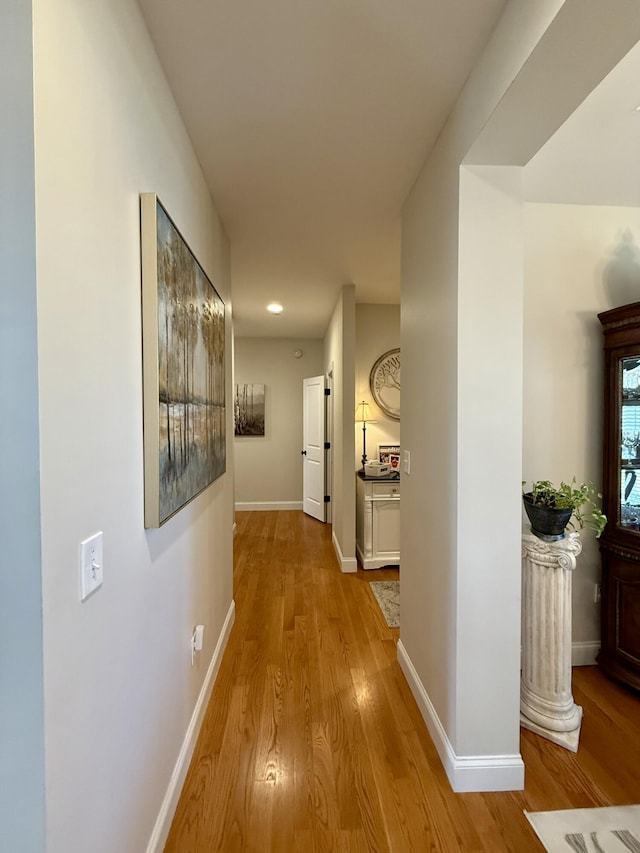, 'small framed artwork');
388,453,401,470
234,384,265,436
378,444,400,464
